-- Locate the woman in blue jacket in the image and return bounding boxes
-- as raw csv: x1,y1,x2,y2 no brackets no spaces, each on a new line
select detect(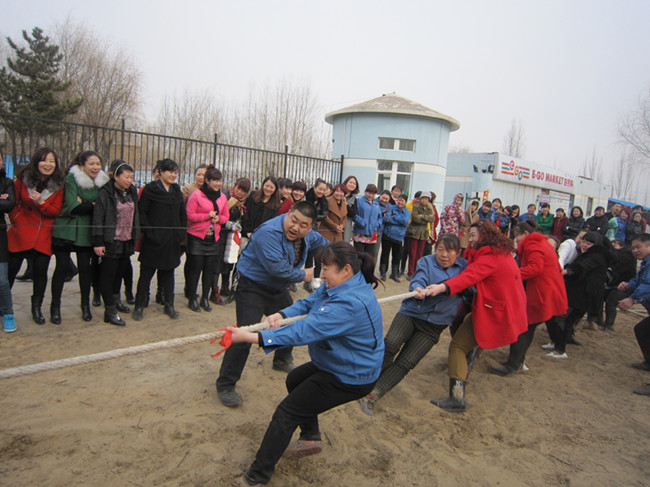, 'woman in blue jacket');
352,183,383,255
379,193,411,282
359,234,467,416
229,241,383,486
